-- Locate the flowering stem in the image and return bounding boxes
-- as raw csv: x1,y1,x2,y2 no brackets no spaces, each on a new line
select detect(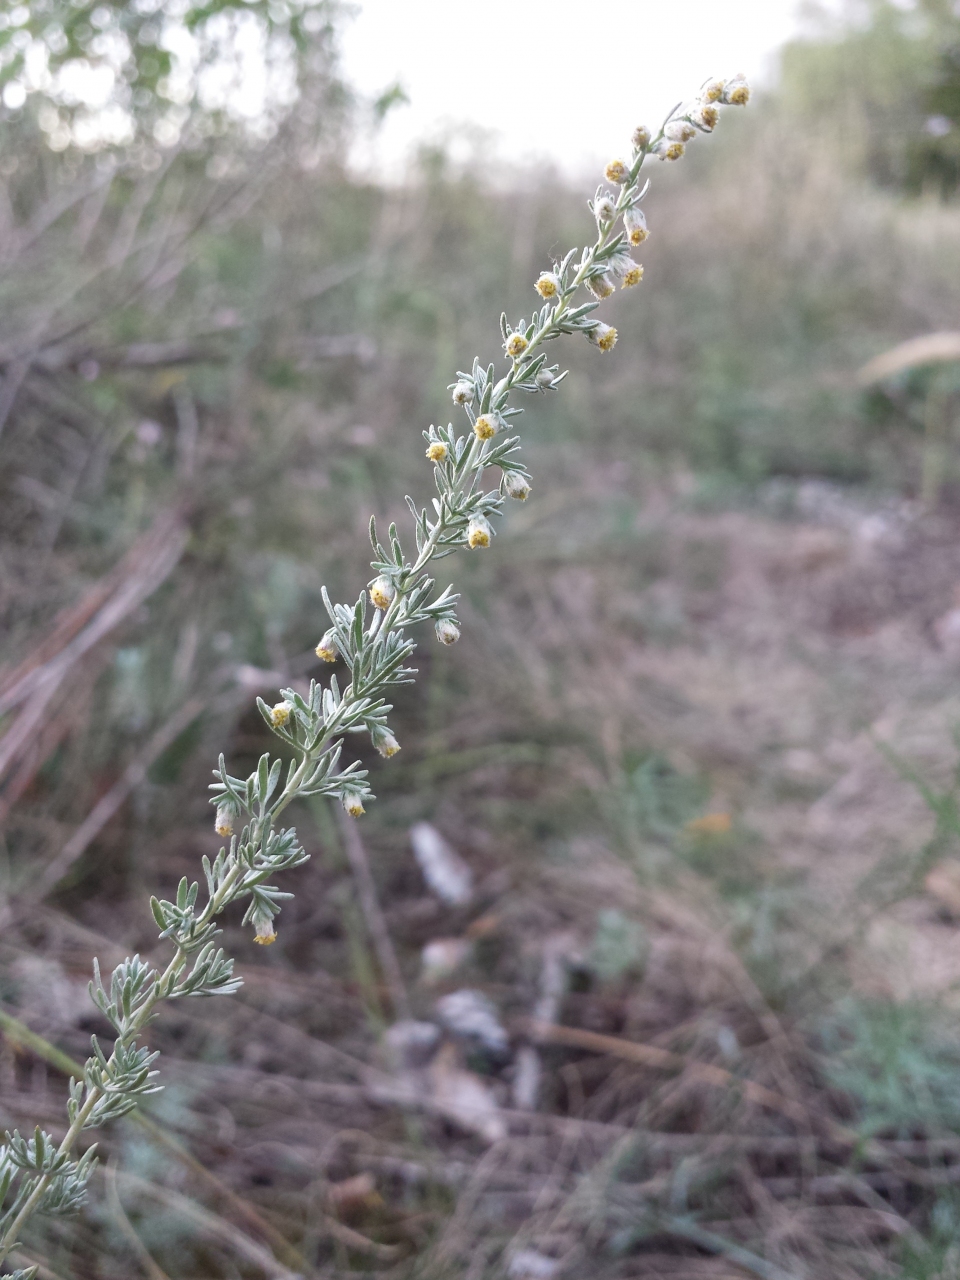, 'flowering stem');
0,77,749,1271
